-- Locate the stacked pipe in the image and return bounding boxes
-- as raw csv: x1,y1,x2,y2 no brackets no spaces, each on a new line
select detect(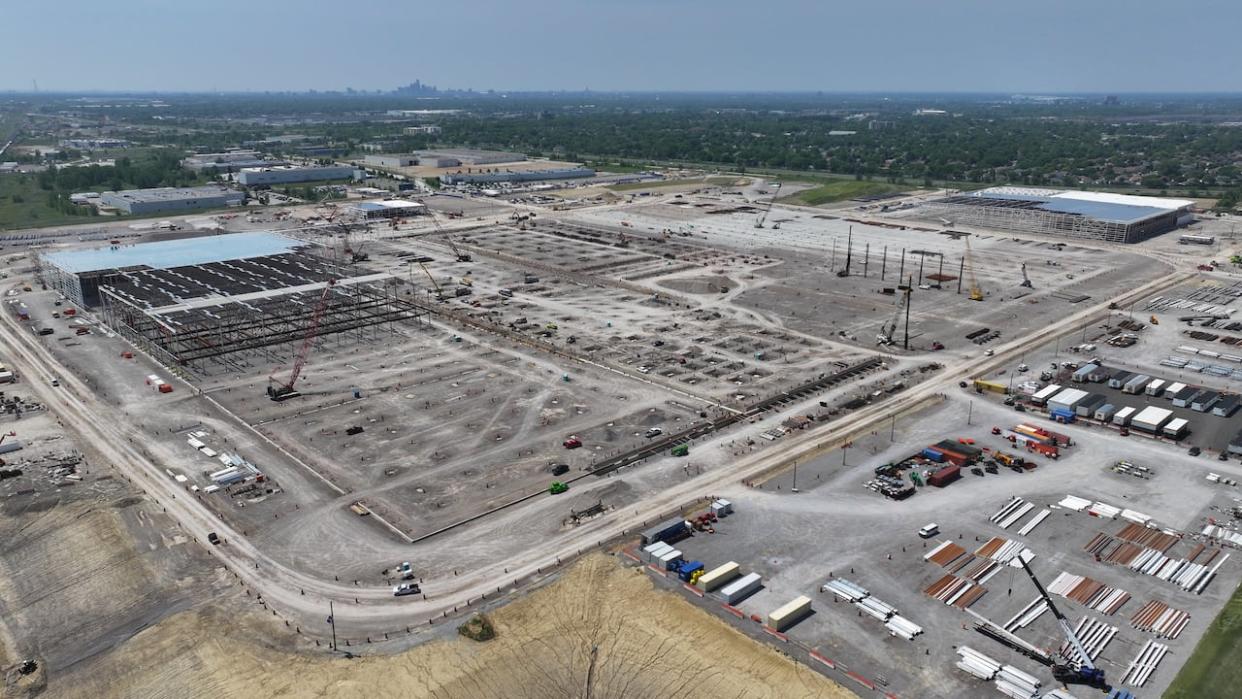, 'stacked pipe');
1058,616,1117,665
1003,596,1049,632
1121,639,1169,687
954,646,1000,681
1046,572,1130,615
1040,689,1080,699
991,497,1028,527
1130,600,1191,639
1202,523,1242,547
821,578,868,602
884,614,923,640
1017,509,1051,537
995,664,1041,698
